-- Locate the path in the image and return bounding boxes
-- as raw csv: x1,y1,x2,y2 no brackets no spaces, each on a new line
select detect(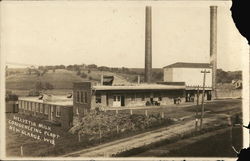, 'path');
63,117,221,157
